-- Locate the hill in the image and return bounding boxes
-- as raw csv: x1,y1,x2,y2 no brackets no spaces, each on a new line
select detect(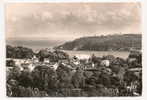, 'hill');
55,34,142,51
